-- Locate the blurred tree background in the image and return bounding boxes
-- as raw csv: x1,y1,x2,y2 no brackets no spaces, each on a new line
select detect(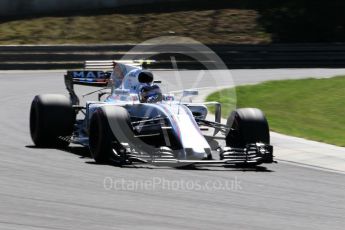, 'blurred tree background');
1,0,345,44
253,0,345,42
